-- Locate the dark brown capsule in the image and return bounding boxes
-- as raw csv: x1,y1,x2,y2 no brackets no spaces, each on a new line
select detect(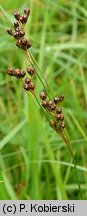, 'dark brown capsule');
20,70,26,78
23,80,35,91
14,12,20,21
18,30,25,38
15,27,20,32
13,31,19,39
13,69,25,78
56,108,62,114
24,8,30,16
47,101,53,106
29,82,35,91
40,91,47,100
59,94,64,102
54,96,60,104
23,82,30,91
27,66,35,76
26,41,32,49
14,69,20,77
20,30,25,37
47,101,56,111
50,104,56,111
13,29,25,39
60,114,64,120
6,68,14,76
18,38,32,50
60,121,65,129
42,100,47,109
56,113,61,120
19,15,28,24
47,100,53,111
7,28,13,36
21,38,27,45
16,38,27,50
14,21,19,29
25,77,31,84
